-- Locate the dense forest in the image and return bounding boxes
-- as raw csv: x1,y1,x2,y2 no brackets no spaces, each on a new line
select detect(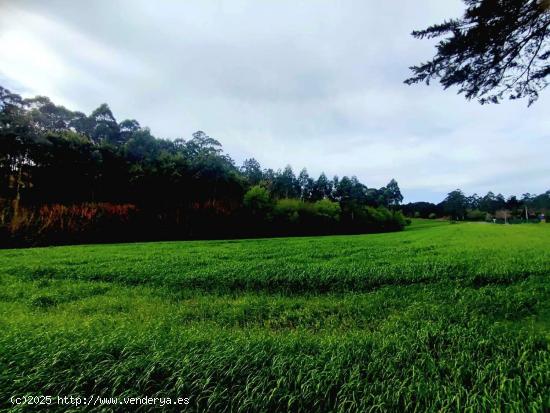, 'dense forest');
0,86,407,246
1,86,548,246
